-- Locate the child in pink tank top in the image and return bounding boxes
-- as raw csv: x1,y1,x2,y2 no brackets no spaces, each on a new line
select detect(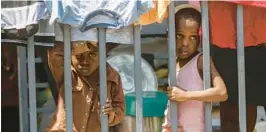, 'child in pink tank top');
162,6,228,132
